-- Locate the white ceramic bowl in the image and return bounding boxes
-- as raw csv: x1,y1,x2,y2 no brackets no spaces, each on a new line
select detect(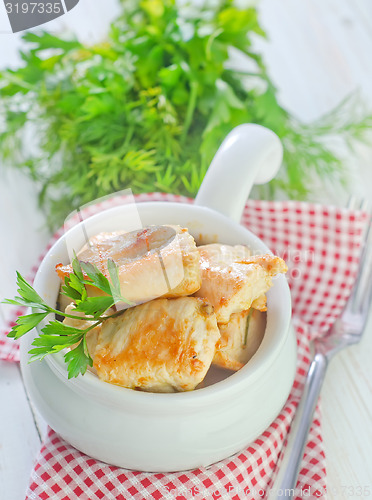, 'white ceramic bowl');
20,124,296,472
